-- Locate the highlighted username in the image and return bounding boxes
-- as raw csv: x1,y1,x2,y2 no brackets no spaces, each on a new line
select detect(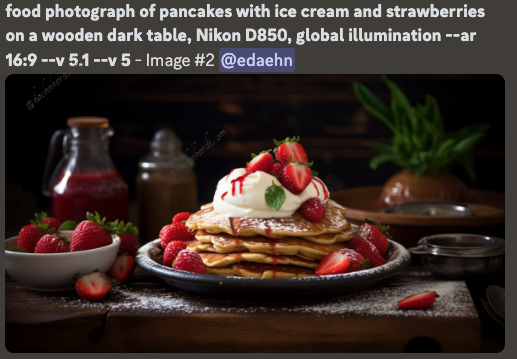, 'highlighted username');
219,48,295,72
